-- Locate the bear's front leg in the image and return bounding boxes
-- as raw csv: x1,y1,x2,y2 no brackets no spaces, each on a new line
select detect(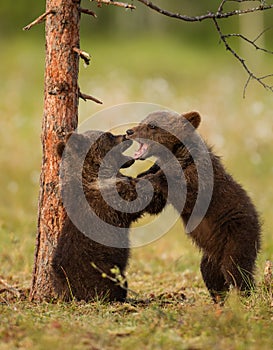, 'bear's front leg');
200,254,229,303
